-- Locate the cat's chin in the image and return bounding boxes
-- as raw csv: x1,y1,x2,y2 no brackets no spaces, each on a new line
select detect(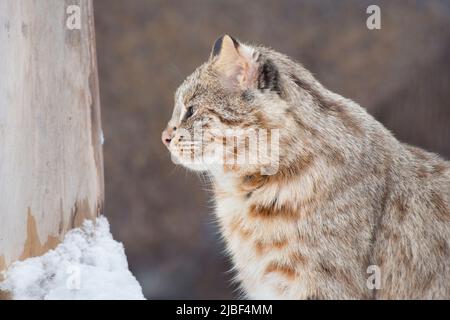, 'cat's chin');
169,153,209,172
178,161,209,172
